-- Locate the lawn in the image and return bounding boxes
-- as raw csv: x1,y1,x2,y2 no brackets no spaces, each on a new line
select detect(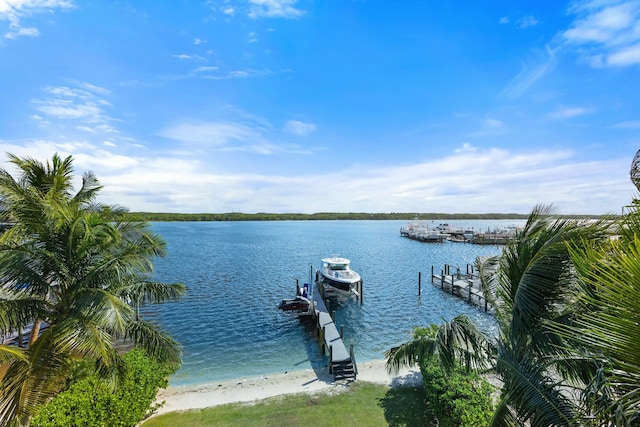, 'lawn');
141,382,430,427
